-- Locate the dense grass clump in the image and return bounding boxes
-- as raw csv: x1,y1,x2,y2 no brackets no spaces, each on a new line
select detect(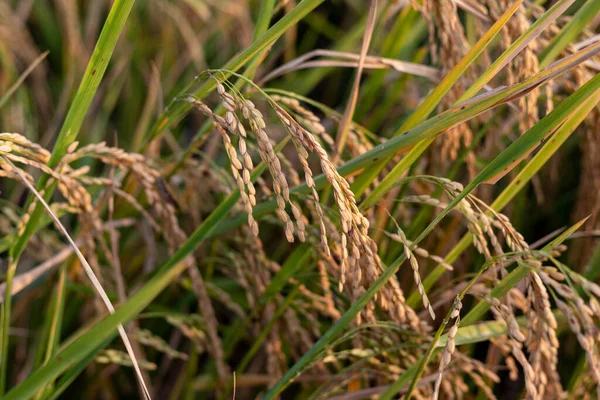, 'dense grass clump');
1,0,600,398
